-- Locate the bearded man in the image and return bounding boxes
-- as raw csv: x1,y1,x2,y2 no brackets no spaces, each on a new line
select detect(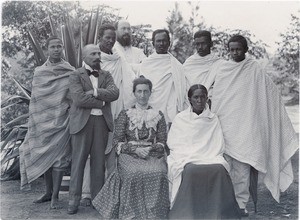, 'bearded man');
113,20,146,75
